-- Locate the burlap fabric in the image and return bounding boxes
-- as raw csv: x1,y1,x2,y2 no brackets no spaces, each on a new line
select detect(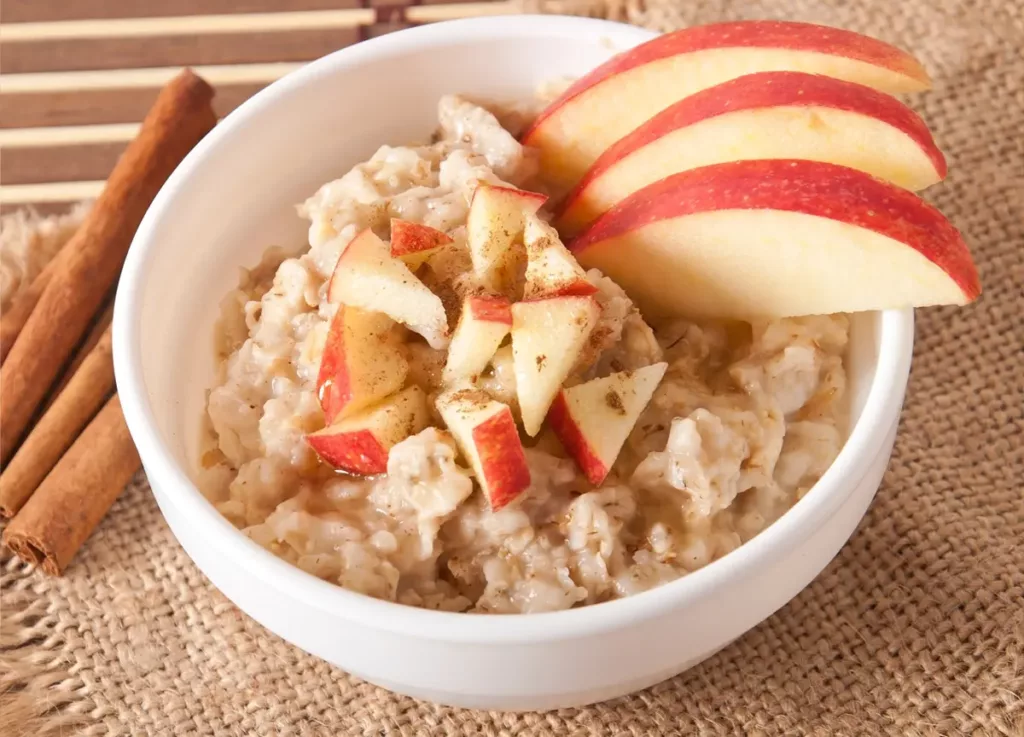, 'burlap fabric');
2,0,1022,734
